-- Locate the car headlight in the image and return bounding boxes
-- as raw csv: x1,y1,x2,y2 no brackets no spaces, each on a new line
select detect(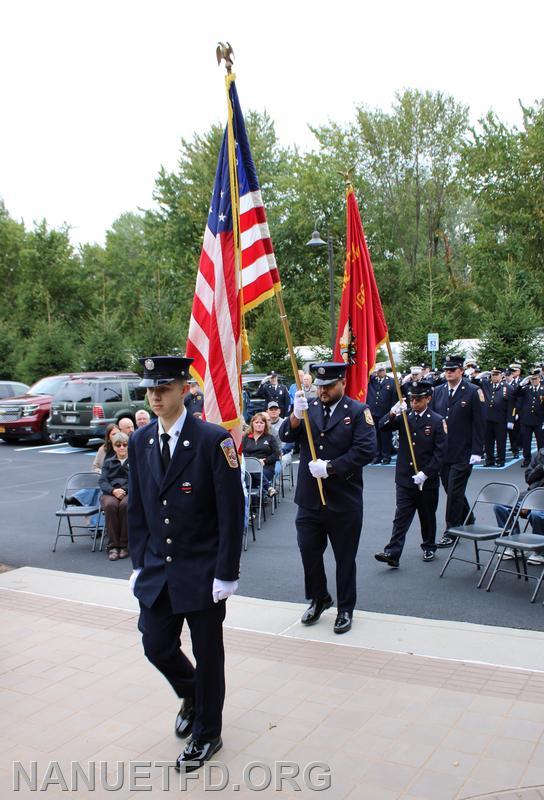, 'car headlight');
21,404,40,417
